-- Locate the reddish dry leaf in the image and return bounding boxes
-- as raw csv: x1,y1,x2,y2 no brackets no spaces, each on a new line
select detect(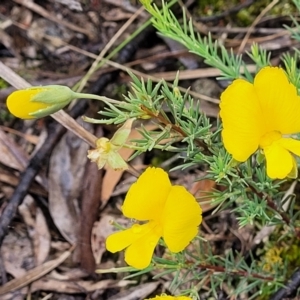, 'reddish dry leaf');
190,178,217,213
79,159,102,274
48,130,90,244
